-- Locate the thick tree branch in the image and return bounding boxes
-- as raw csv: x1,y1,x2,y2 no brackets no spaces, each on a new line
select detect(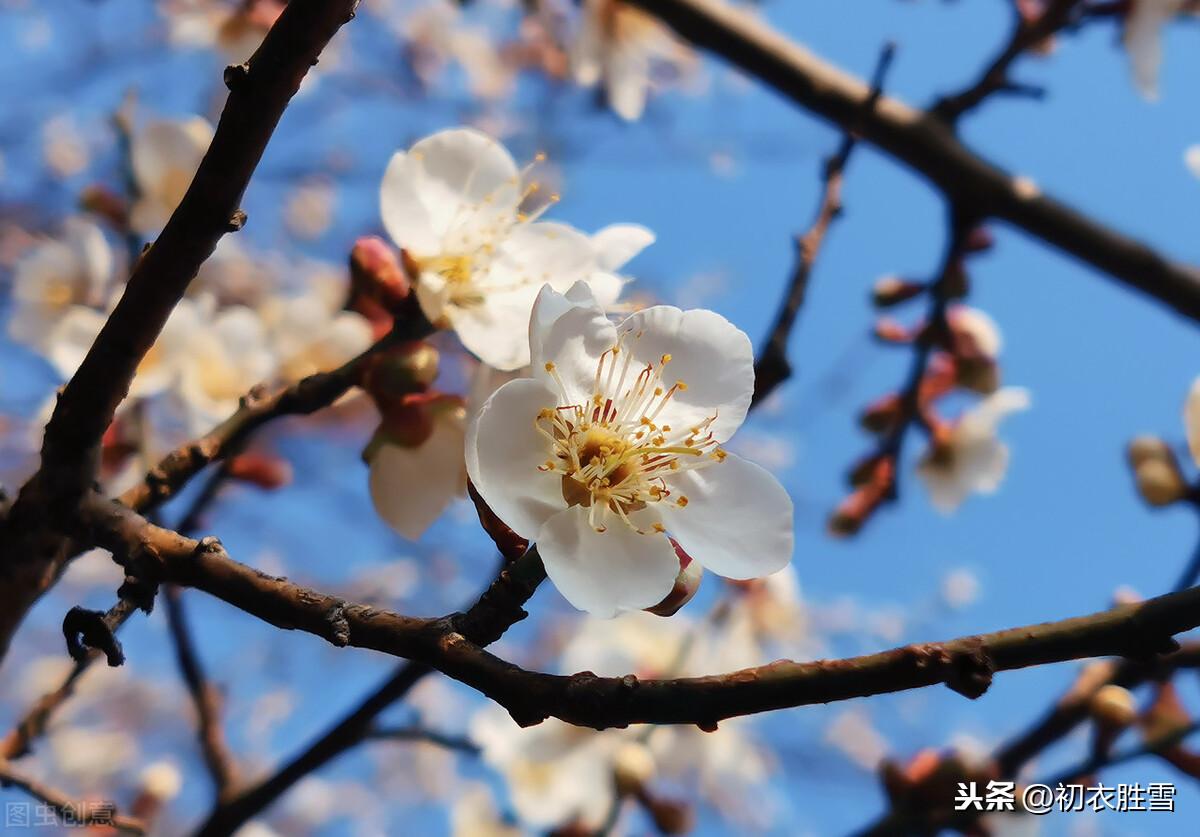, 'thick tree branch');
75,495,1200,732
0,0,359,664
194,550,545,836
629,0,1200,323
